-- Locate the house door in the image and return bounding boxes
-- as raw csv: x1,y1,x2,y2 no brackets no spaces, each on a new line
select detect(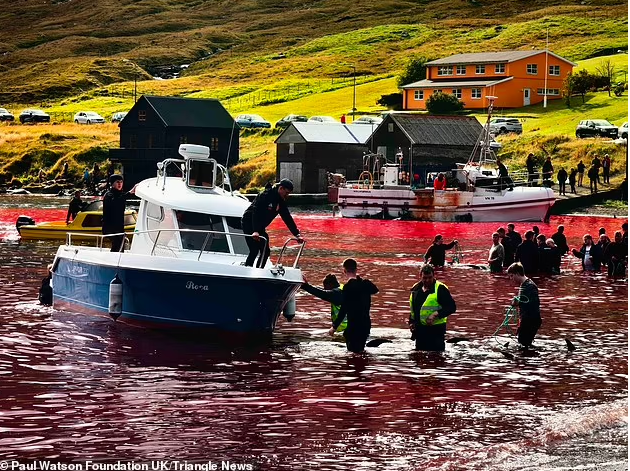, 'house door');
279,162,302,193
523,88,531,106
